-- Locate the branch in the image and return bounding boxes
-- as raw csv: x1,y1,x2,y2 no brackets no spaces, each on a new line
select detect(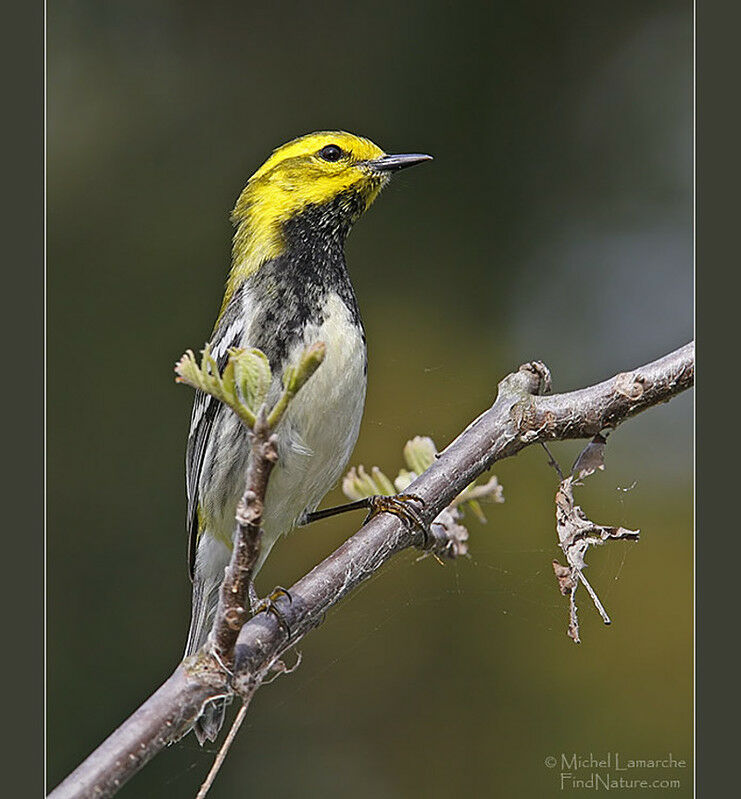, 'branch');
211,410,278,661
50,341,694,799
